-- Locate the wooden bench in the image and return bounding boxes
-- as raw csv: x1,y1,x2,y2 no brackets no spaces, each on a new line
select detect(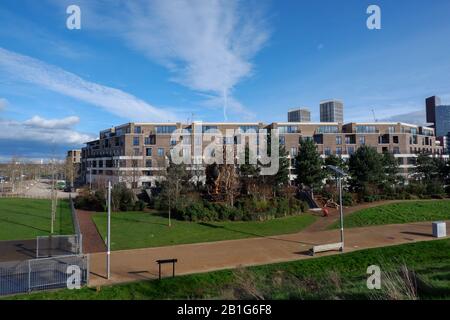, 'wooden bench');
310,242,343,256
